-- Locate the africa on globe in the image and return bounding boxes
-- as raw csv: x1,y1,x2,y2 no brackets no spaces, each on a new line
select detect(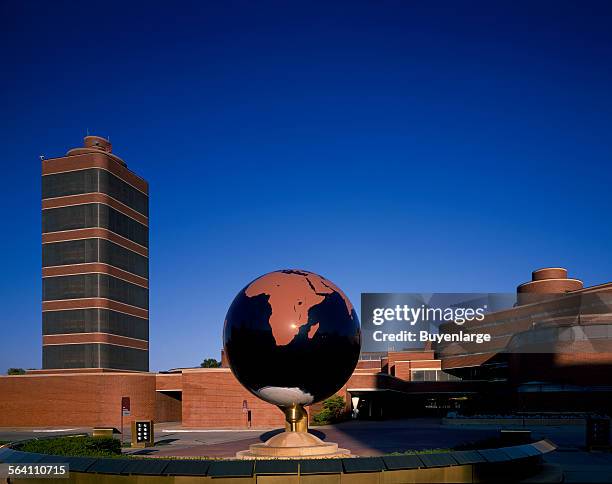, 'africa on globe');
223,269,361,408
